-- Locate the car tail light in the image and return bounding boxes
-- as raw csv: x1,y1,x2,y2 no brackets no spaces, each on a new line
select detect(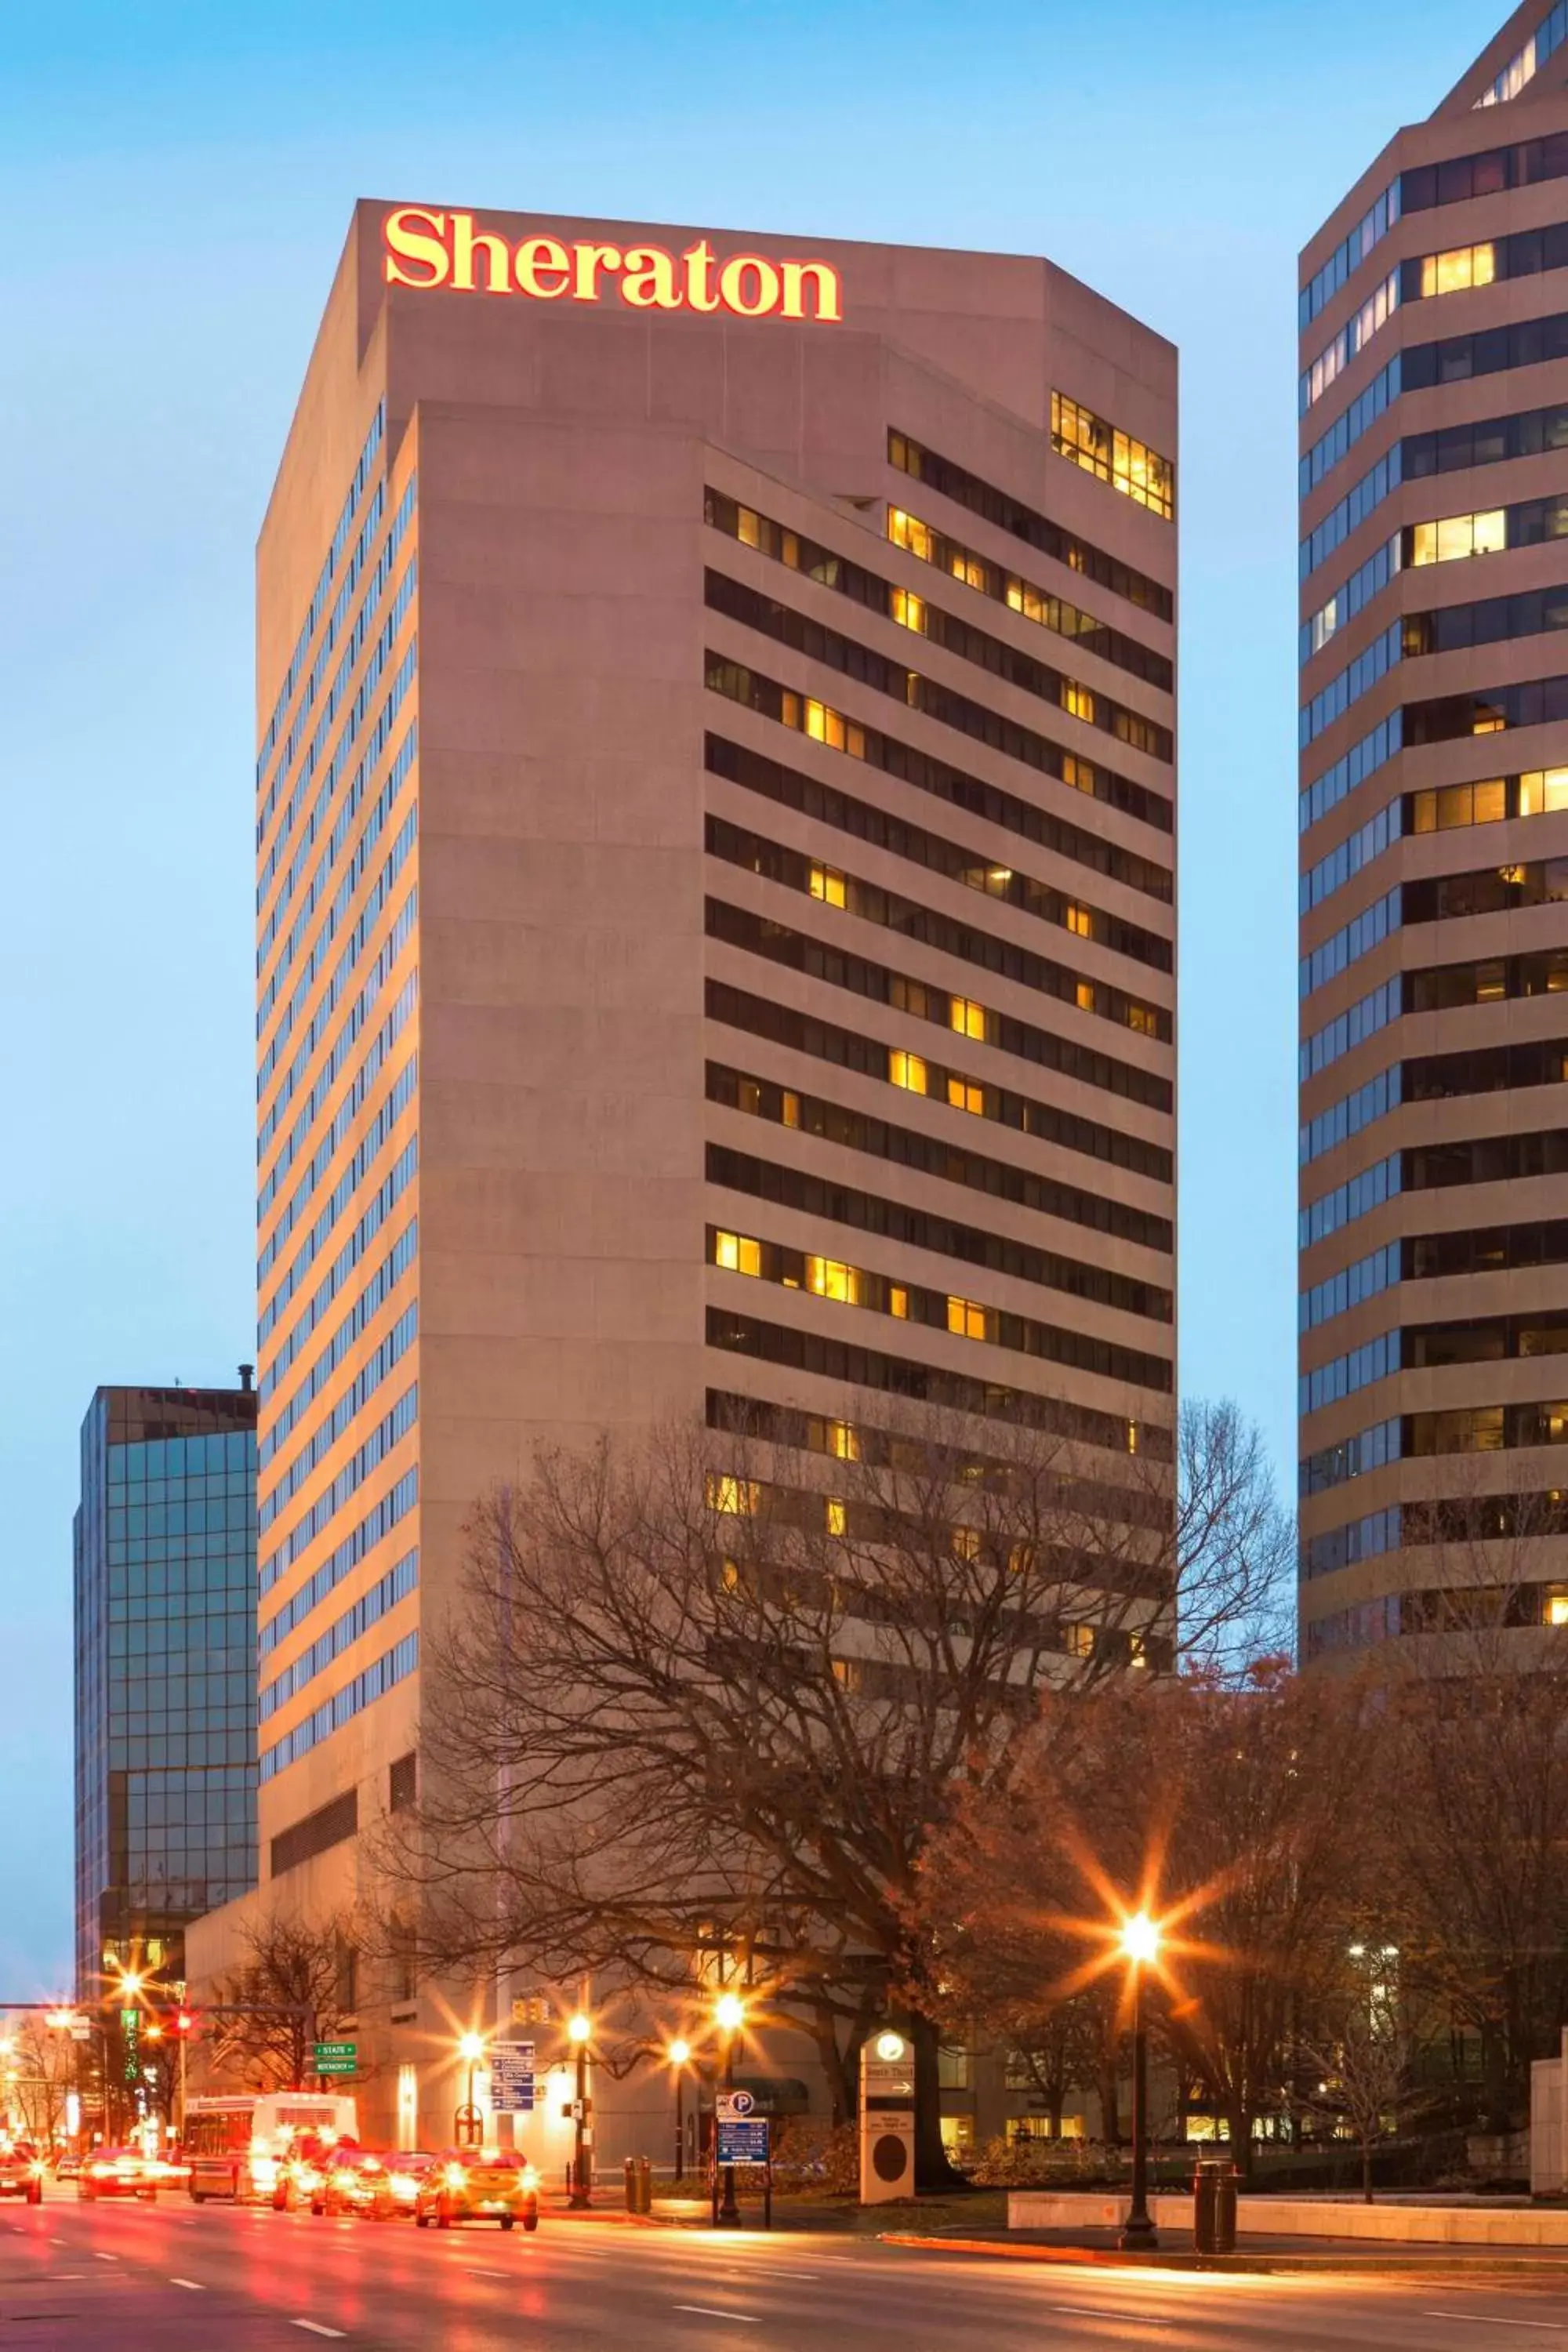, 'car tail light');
443,2164,466,2190
521,2164,539,2190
